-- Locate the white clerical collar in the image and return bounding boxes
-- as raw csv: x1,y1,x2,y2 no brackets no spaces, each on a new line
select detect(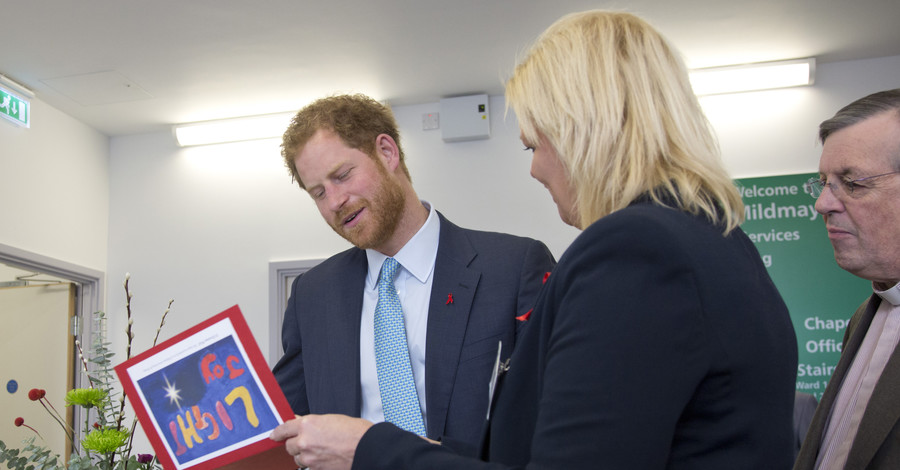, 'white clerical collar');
874,281,900,306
